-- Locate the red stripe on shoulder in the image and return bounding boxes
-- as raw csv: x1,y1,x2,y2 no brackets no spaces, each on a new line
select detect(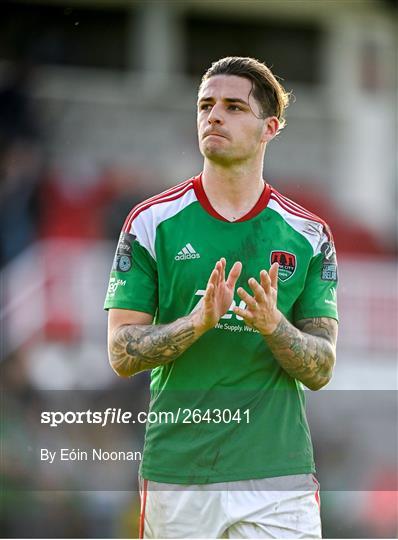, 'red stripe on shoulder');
271,189,320,220
270,193,317,221
270,189,333,241
123,178,193,231
122,179,194,232
128,182,194,224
